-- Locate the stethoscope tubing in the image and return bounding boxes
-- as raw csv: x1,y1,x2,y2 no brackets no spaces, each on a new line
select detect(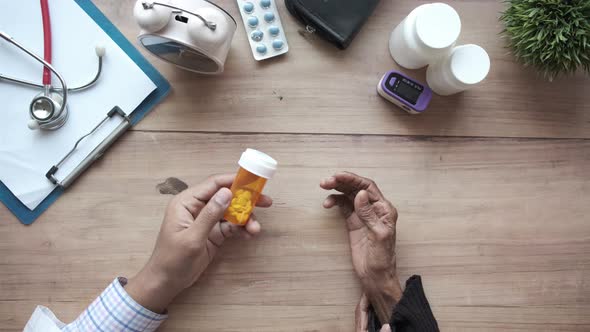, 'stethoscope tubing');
0,56,102,92
41,0,53,86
